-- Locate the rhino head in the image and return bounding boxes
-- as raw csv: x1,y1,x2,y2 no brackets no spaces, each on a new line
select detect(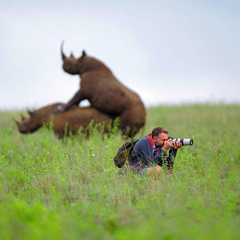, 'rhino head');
14,109,43,134
61,41,87,75
14,103,63,134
